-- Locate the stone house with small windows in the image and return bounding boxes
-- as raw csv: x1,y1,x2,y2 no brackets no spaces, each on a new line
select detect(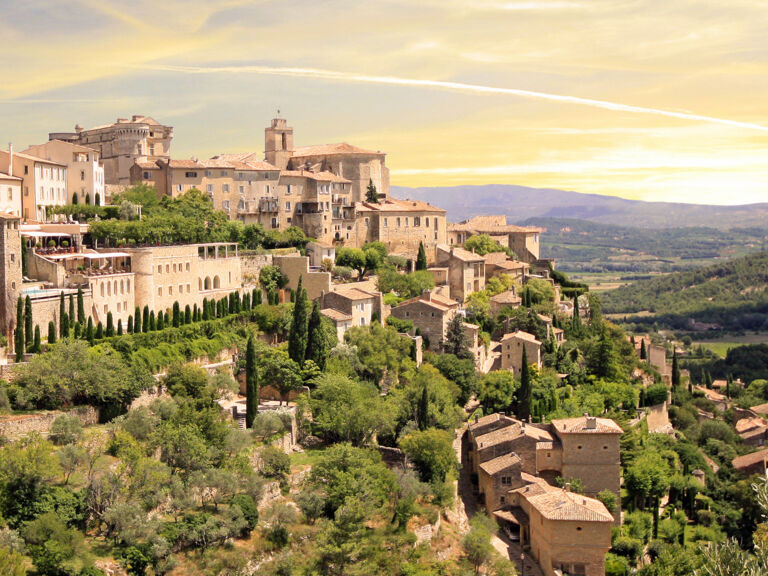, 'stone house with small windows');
273,255,331,301
0,148,68,222
388,290,458,351
447,215,543,265
24,140,105,207
484,251,530,283
321,285,384,337
500,330,542,374
306,240,335,268
435,244,485,303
